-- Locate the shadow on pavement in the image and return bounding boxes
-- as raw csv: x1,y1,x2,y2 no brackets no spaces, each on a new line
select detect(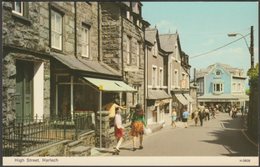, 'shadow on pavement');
200,115,258,156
